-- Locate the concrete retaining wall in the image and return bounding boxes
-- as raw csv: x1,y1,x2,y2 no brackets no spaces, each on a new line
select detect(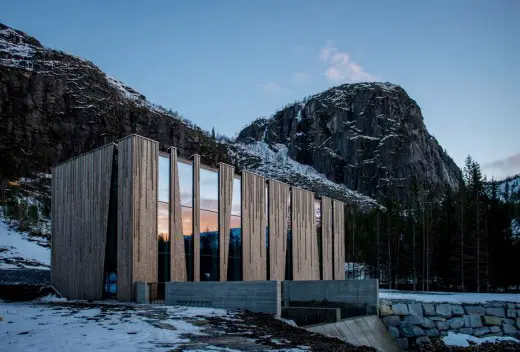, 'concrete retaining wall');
282,280,379,318
380,299,520,350
165,281,281,315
